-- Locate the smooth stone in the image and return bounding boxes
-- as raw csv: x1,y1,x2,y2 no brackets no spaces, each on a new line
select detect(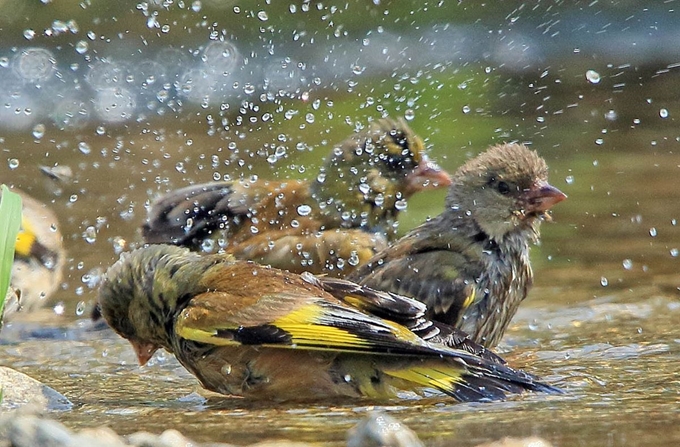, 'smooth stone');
475,437,554,447
347,411,424,447
0,366,72,411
